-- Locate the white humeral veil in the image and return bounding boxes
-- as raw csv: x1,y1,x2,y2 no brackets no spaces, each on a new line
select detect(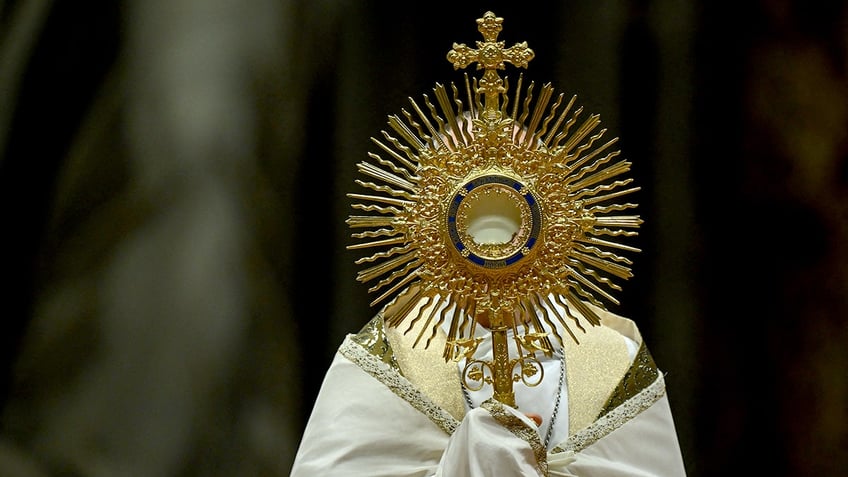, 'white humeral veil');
290,303,687,476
